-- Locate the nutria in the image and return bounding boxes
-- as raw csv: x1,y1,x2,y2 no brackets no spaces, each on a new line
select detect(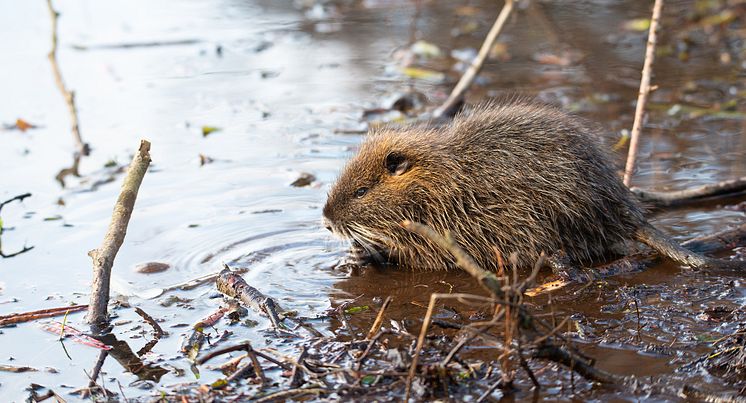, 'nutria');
322,101,739,271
